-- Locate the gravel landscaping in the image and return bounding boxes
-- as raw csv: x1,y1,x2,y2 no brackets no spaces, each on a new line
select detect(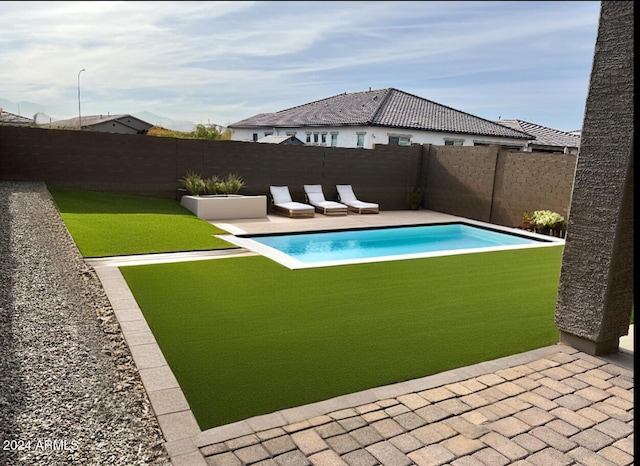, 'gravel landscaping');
0,181,170,465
